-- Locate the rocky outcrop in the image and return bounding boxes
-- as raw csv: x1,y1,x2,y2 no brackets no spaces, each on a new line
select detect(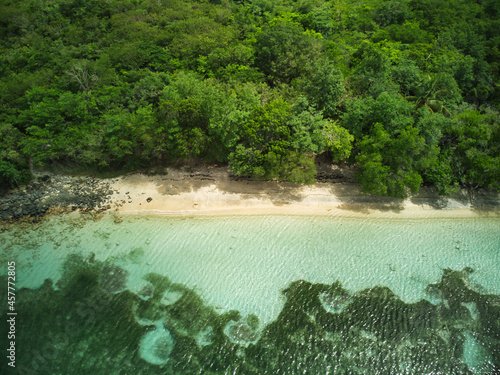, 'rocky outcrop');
0,174,116,222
